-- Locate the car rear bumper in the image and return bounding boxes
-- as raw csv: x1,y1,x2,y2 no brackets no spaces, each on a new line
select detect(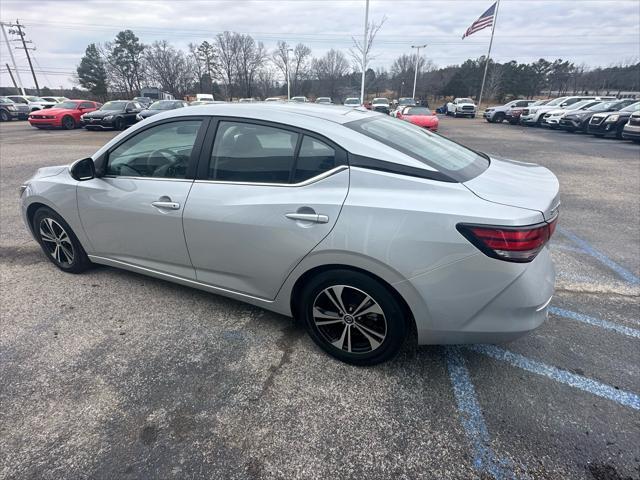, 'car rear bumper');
399,247,555,345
